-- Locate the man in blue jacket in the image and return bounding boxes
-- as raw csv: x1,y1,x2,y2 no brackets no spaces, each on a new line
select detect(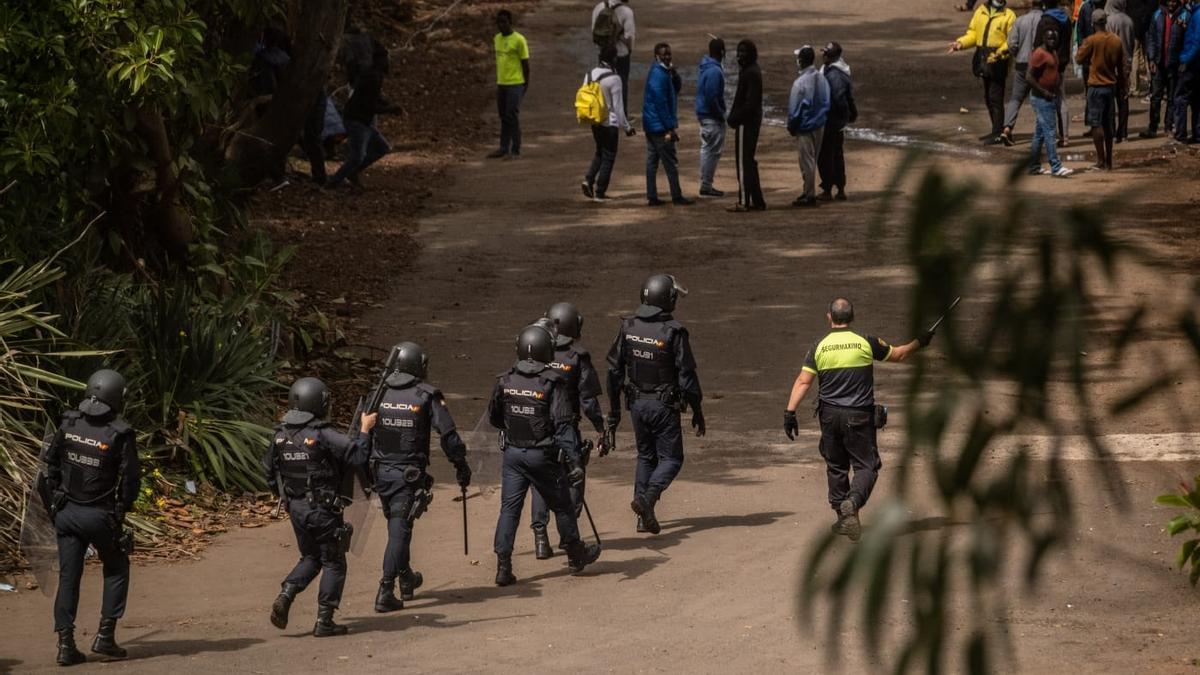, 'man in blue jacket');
695,38,727,198
787,46,831,208
1174,0,1200,142
1142,0,1185,137
643,43,694,206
